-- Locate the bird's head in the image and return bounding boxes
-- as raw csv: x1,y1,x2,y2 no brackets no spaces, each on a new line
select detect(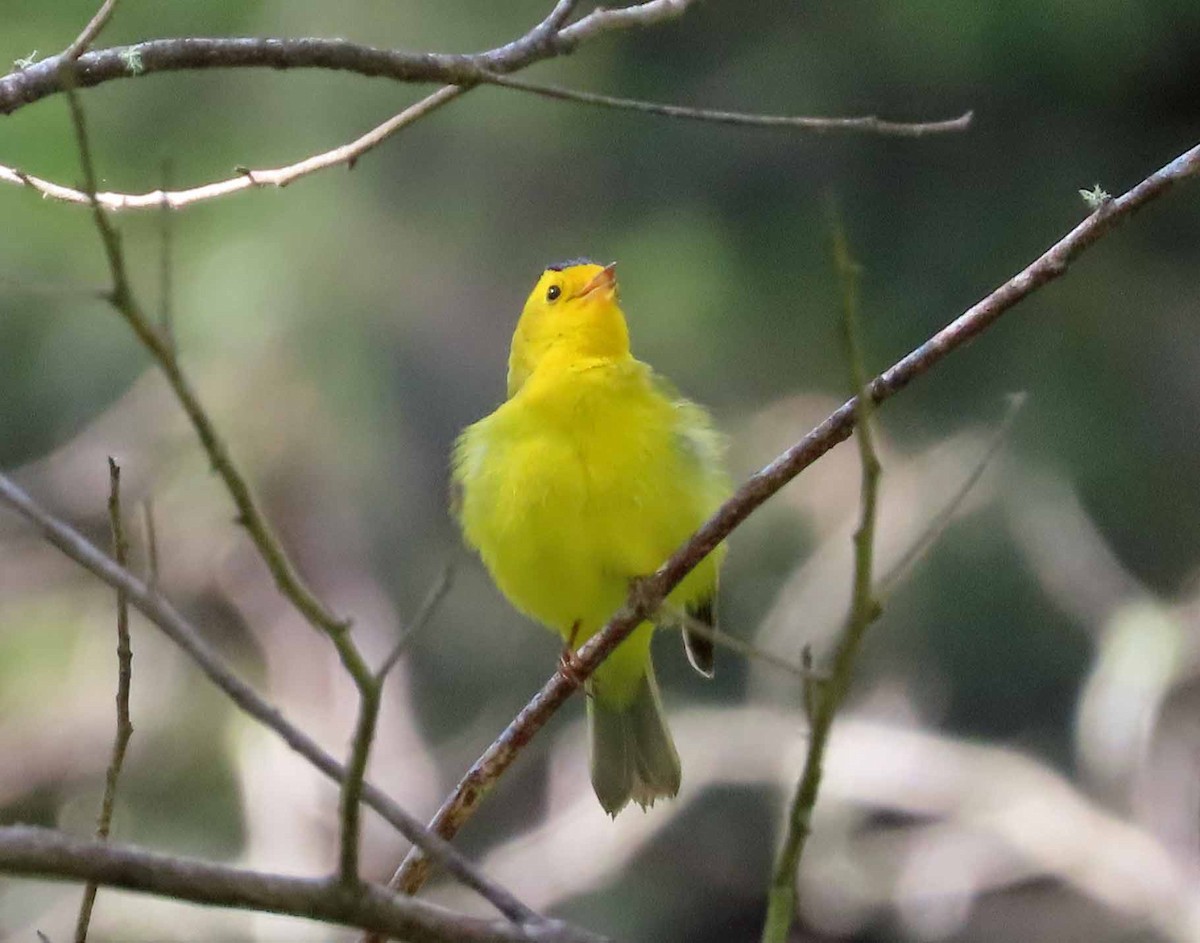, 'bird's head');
506,260,629,397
